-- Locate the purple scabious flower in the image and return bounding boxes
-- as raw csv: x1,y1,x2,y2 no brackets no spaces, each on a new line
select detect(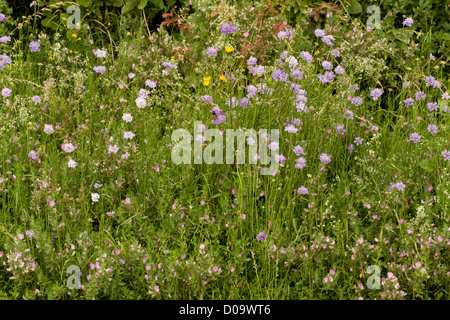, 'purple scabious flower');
1,87,11,97
257,83,272,95
322,60,332,70
415,91,426,100
239,96,252,108
28,150,38,159
314,29,326,37
145,79,156,88
293,145,305,155
247,56,257,66
442,150,450,161
0,14,7,22
322,35,335,46
93,66,106,74
246,85,258,97
403,98,414,108
206,47,218,56
256,232,268,242
277,30,288,39
290,83,302,94
0,53,11,65
220,23,237,35
335,65,345,74
343,110,354,120
331,49,340,57
201,95,214,104
395,181,406,191
348,144,354,153
31,95,41,104
0,36,11,43
427,102,438,112
291,68,303,80
319,153,331,164
29,41,40,52
425,76,435,87
296,94,307,104
285,124,298,133
335,123,346,135
370,88,383,100
272,68,287,81
351,96,363,106
268,141,279,151
295,157,306,170
297,185,309,195
354,137,363,145
280,50,288,59
225,96,239,108
403,17,413,27
409,132,421,143
275,154,286,163
300,51,313,63
250,65,265,77
427,124,438,134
